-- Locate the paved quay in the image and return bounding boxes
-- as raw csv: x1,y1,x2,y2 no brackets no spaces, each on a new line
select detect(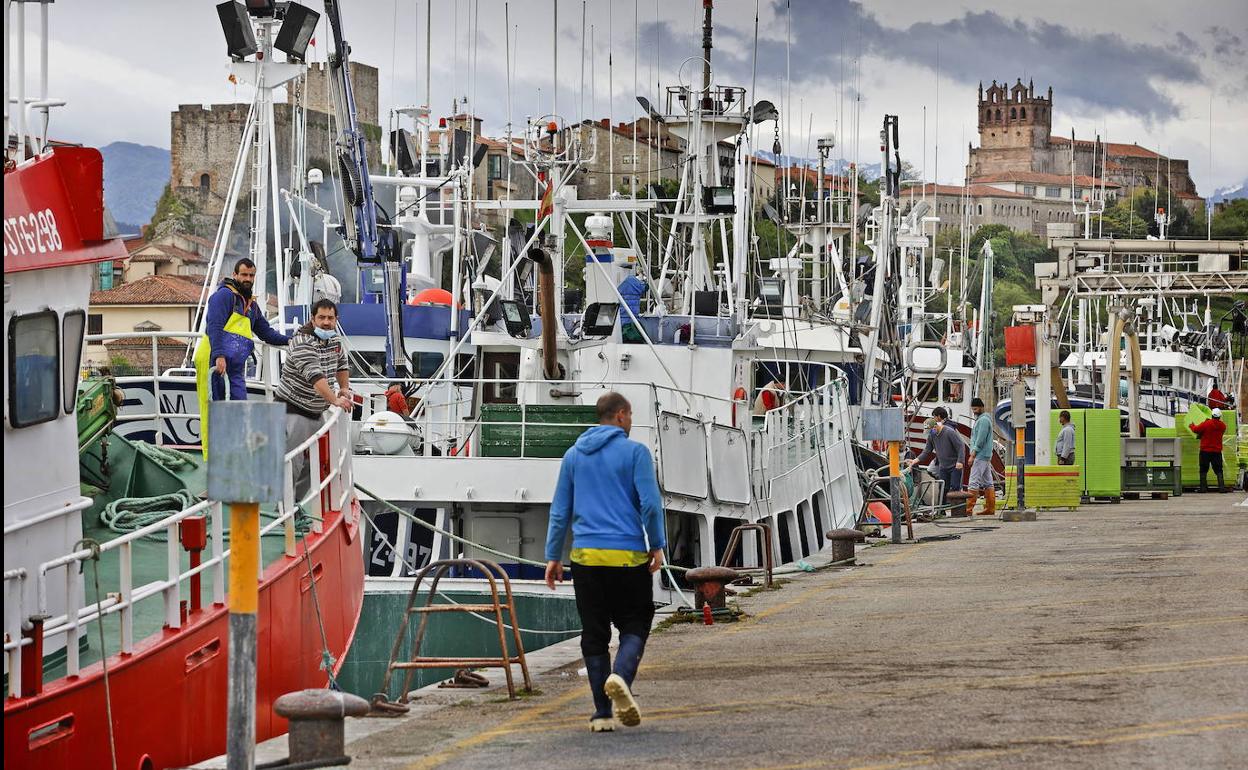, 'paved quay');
348,495,1248,770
